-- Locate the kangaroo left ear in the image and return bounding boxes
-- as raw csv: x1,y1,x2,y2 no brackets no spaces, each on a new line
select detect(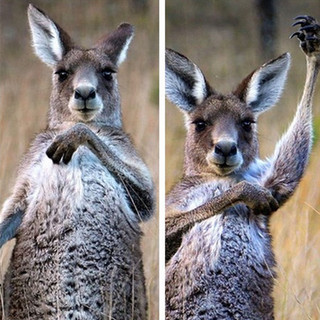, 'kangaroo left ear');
234,53,291,114
97,23,134,66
